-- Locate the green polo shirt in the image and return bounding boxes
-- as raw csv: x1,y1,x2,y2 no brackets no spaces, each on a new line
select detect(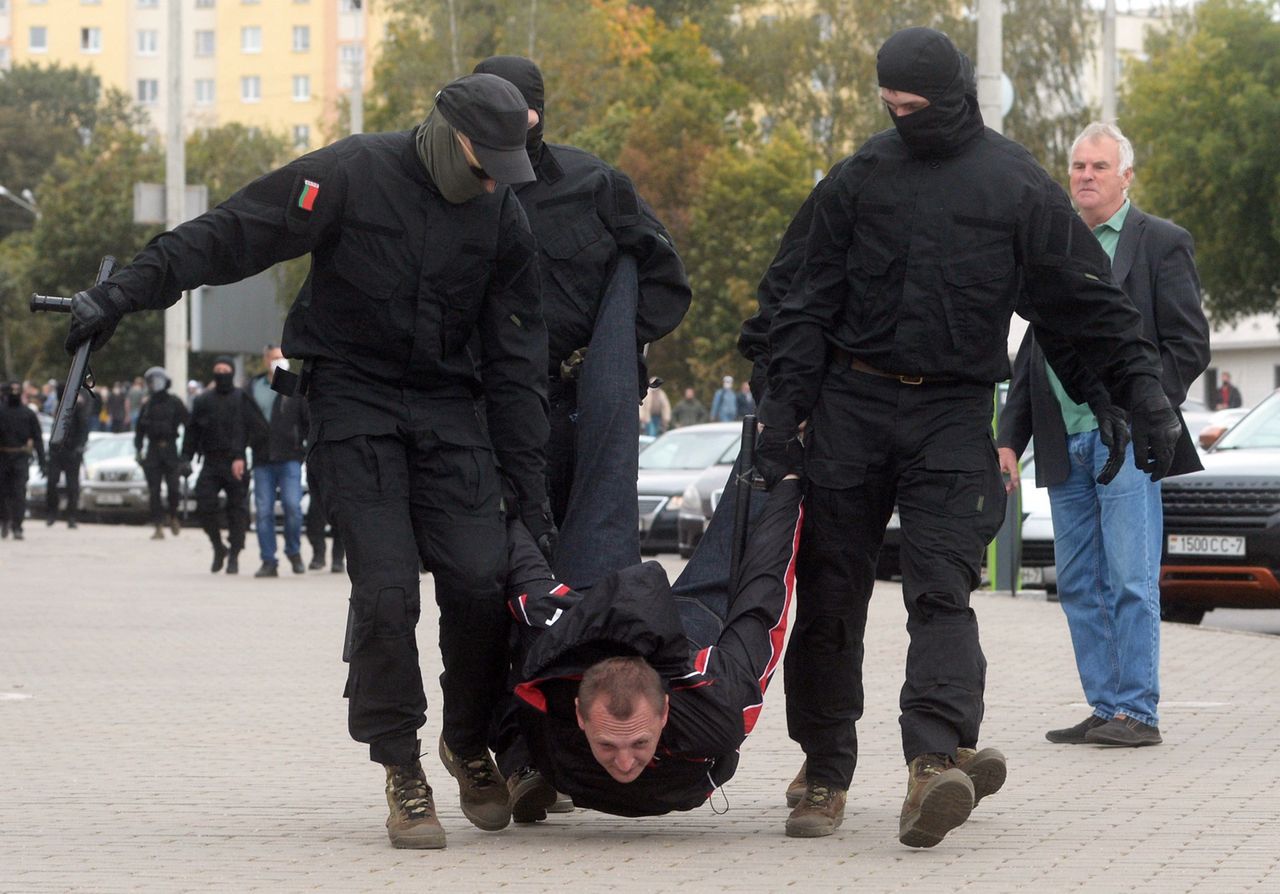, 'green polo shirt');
1045,199,1130,434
